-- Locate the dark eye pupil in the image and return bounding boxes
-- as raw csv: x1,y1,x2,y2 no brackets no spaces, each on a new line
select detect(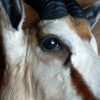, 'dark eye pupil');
40,37,59,51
